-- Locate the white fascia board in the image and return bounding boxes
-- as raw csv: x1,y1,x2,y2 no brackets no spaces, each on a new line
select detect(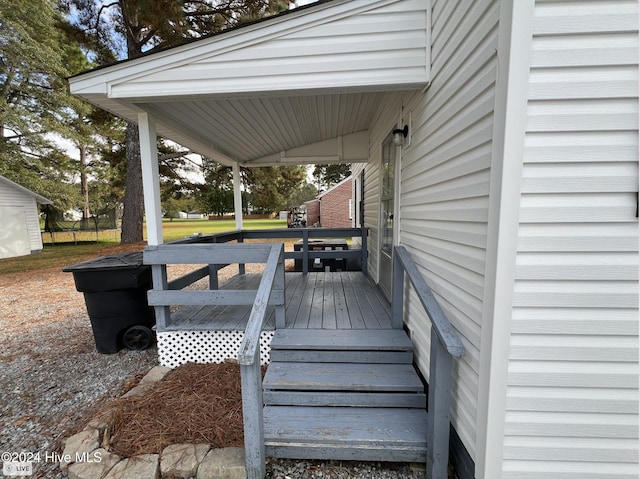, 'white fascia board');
69,0,398,99
244,130,369,167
